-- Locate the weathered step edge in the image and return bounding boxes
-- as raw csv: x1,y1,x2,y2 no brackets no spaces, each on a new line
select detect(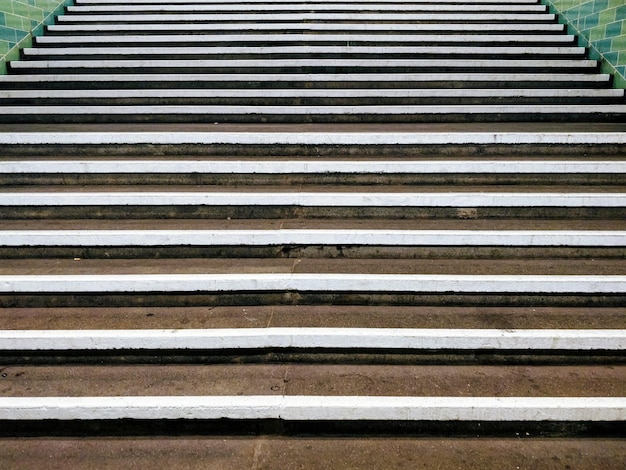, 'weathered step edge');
1,396,624,422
